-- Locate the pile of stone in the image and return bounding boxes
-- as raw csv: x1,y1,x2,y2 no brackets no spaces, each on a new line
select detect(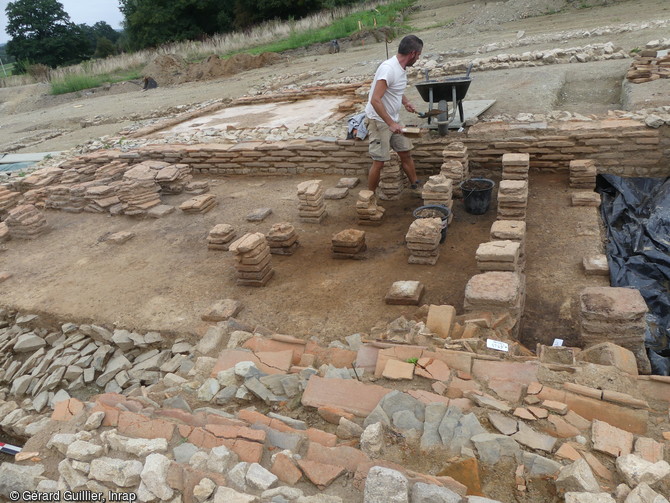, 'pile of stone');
377,155,406,200
497,180,528,220
579,286,650,374
440,142,469,190
465,271,525,336
626,51,670,83
297,180,326,223
502,153,530,180
491,220,526,268
569,159,597,189
207,224,236,251
331,229,366,259
229,232,274,287
476,240,522,272
116,178,162,216
267,222,299,255
4,204,48,240
356,190,385,226
84,185,121,213
94,160,128,181
421,174,453,222
184,180,210,195
406,217,441,265
149,161,192,194
45,185,82,212
179,194,217,214
0,222,8,242
0,186,21,214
